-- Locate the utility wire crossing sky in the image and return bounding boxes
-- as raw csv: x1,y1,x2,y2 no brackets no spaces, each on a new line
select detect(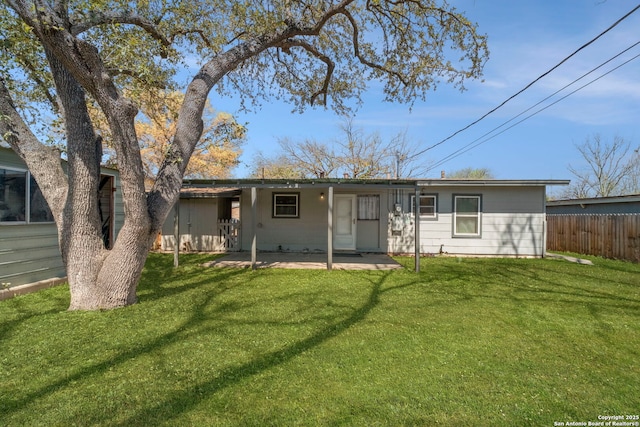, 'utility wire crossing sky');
202,0,640,181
